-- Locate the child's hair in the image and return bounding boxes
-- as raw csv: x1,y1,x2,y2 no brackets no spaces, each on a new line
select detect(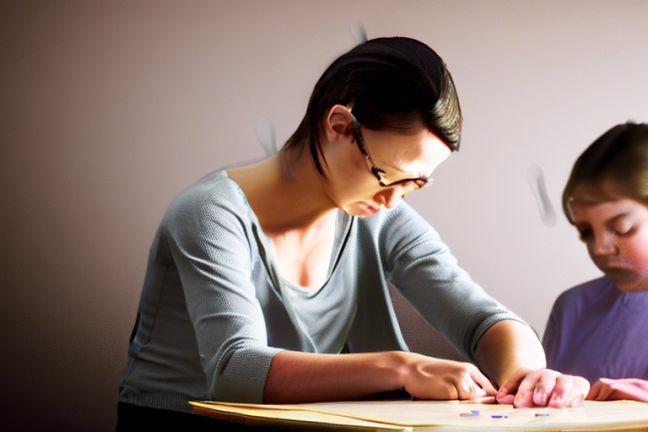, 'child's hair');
562,122,648,223
281,36,462,176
